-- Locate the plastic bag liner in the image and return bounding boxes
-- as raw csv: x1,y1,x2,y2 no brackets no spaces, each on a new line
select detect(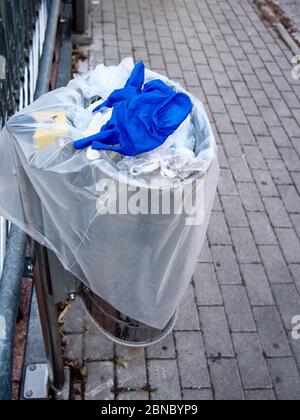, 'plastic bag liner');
0,64,219,329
